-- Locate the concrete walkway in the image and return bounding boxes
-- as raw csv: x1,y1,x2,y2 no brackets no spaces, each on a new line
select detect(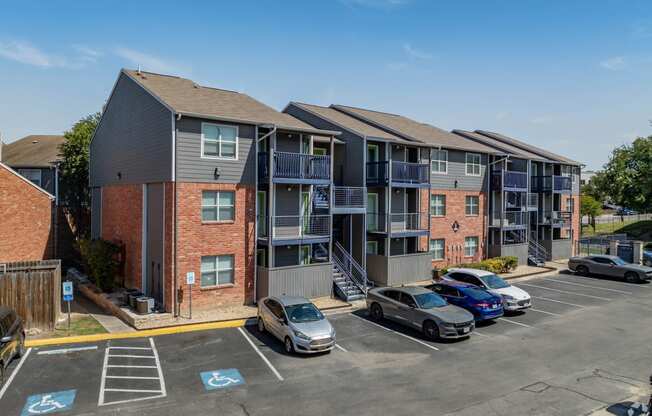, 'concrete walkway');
74,295,135,333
